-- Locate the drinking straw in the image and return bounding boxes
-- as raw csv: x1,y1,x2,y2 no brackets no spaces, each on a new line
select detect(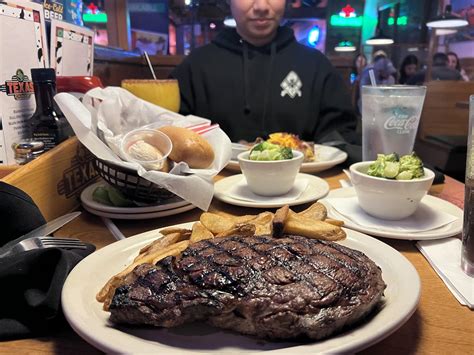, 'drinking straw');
369,69,377,86
143,51,157,80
